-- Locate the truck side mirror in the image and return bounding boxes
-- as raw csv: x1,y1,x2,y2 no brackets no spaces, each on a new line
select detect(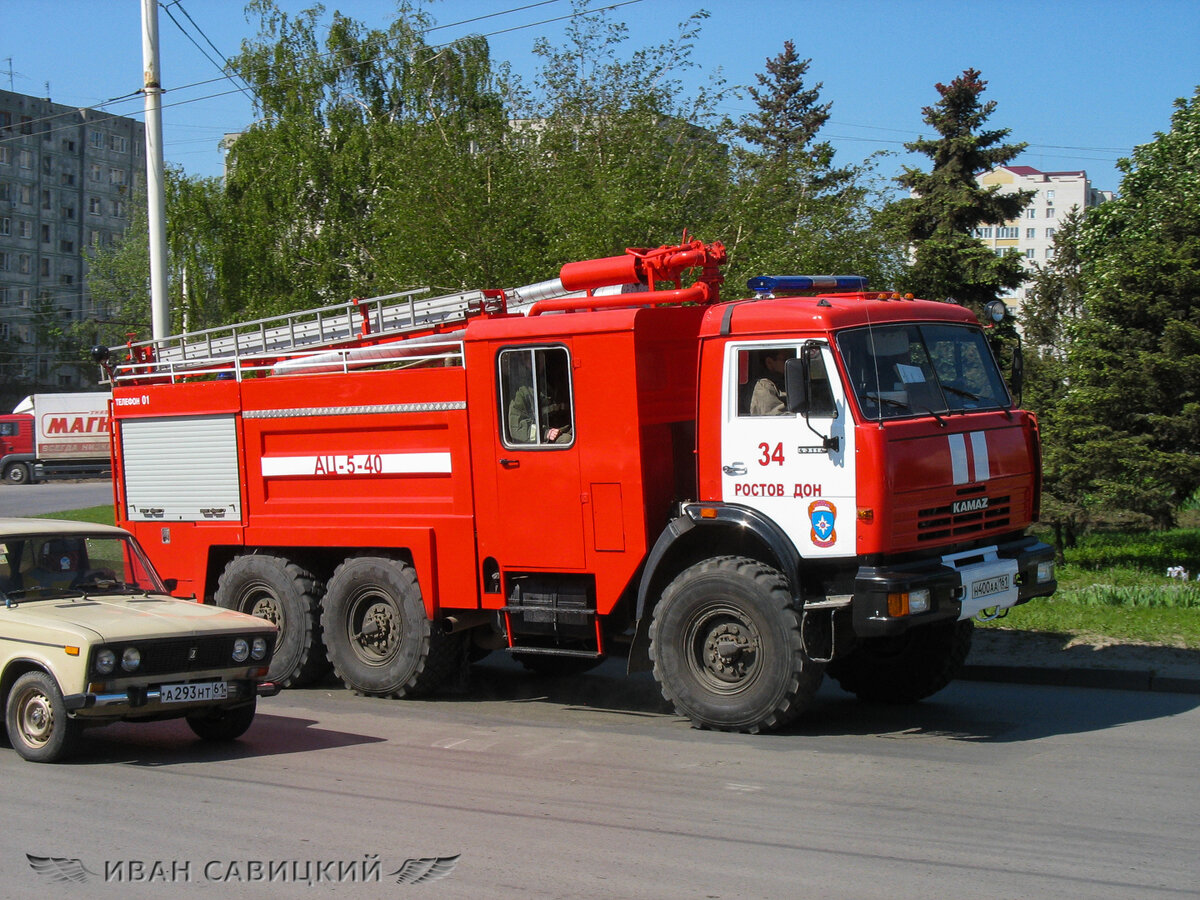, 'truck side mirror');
784,357,809,415
1010,340,1024,406
785,345,840,453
